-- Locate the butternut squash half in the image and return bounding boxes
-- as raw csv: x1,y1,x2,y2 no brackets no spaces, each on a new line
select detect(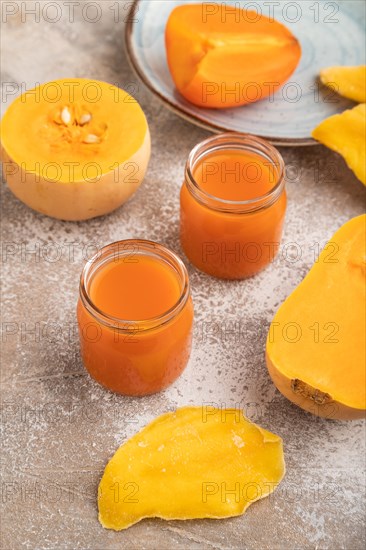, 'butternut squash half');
98,407,285,530
165,3,301,109
266,215,366,419
0,79,150,220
